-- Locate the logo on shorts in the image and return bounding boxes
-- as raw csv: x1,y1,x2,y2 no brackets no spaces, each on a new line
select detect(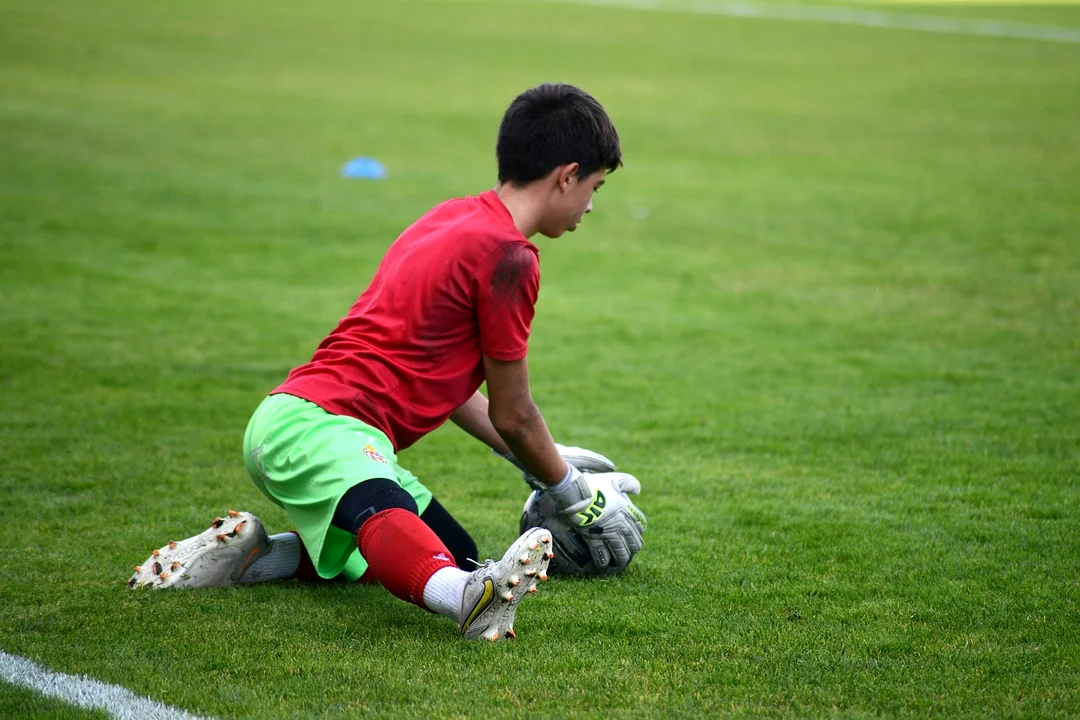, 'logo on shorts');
363,444,388,464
